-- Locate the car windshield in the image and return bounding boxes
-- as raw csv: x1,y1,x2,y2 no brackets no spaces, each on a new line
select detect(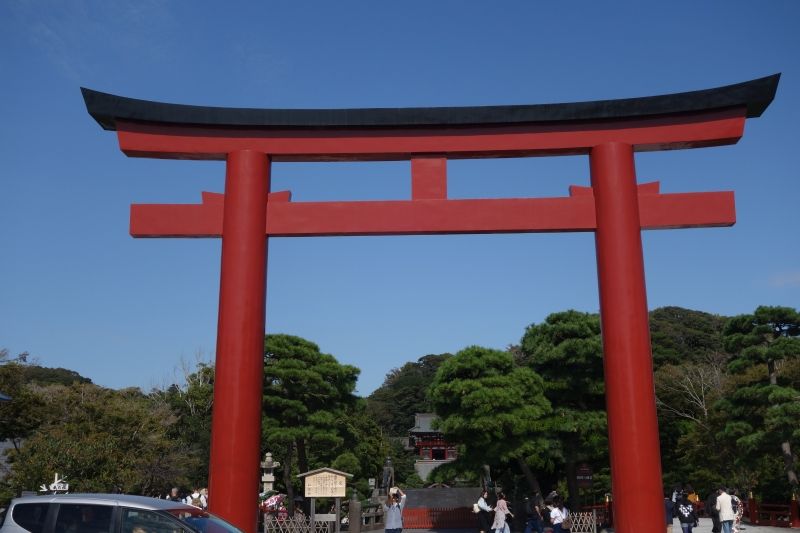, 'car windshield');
164,508,244,533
